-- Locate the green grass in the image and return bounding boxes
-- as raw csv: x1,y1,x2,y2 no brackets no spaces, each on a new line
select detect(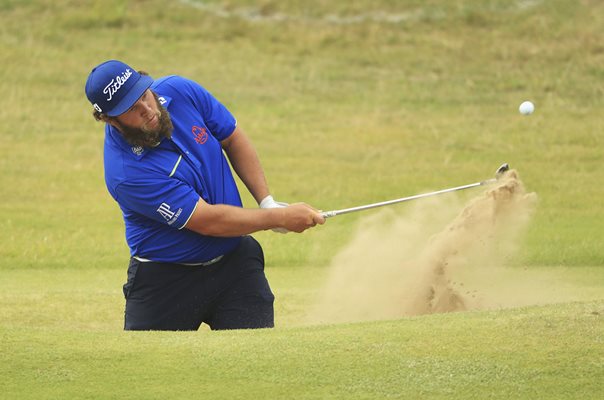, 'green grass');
1,0,603,398
1,267,603,399
5,303,604,399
